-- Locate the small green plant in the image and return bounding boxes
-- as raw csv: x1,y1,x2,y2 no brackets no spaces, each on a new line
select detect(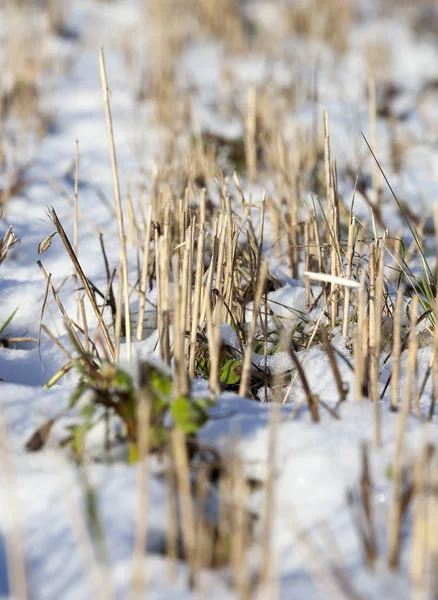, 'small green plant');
197,340,243,387
26,354,210,461
71,356,211,460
